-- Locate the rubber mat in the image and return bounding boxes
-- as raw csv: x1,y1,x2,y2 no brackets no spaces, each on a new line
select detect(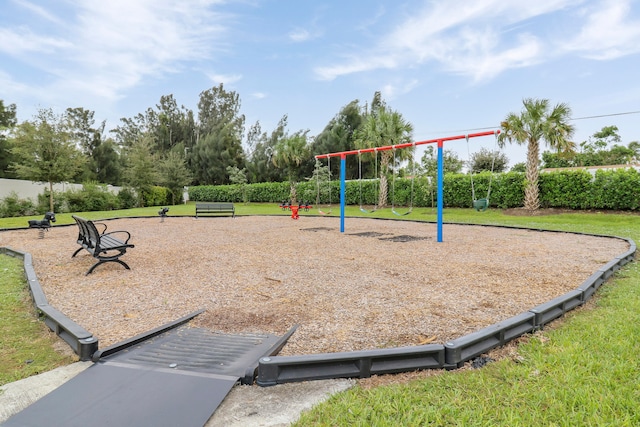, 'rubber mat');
3,327,289,427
